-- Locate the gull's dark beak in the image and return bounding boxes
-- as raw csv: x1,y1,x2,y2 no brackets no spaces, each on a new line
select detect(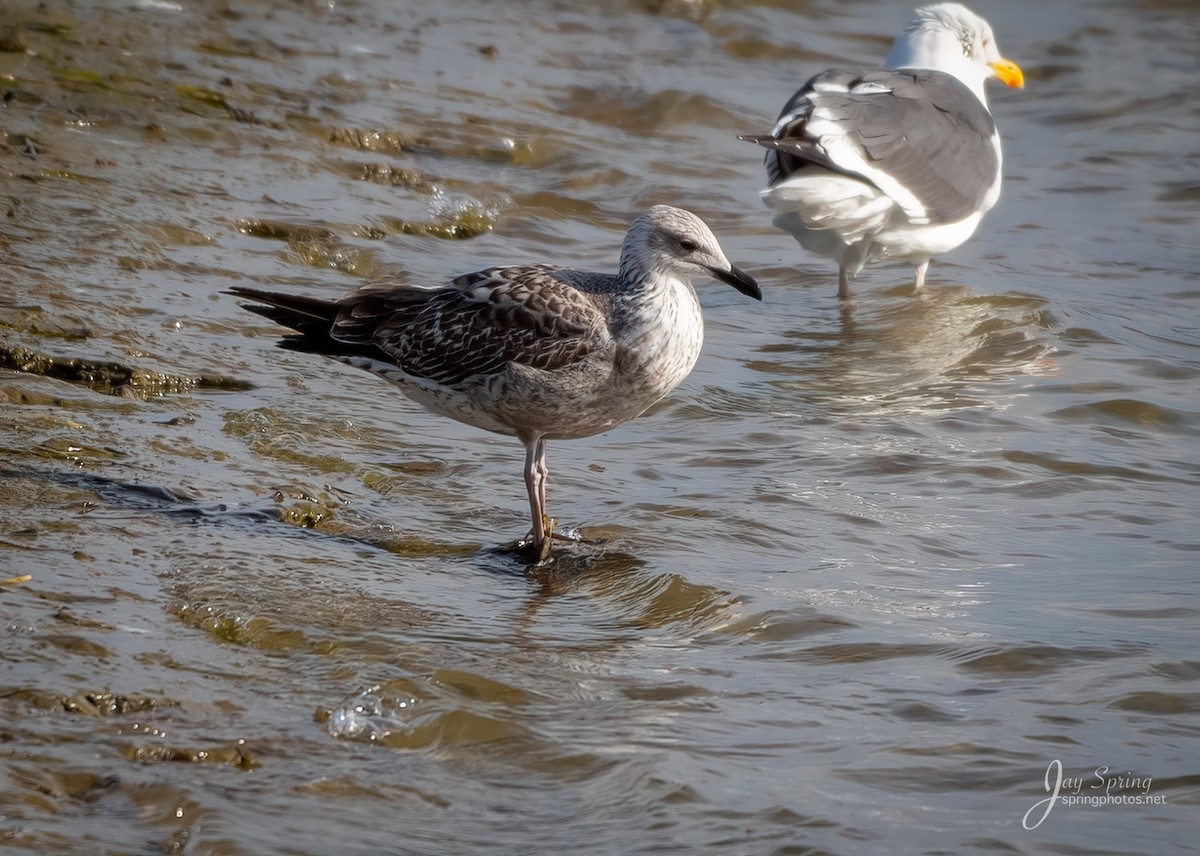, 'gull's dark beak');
709,264,762,301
